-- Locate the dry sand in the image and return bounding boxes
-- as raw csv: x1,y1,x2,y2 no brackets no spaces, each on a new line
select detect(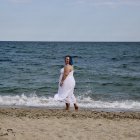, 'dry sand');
0,107,140,140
